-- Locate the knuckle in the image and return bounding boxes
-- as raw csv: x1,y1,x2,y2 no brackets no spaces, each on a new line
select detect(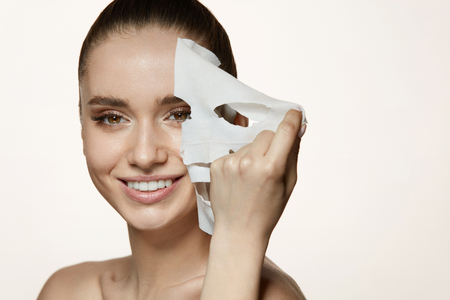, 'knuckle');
239,156,253,171
260,130,275,139
210,159,221,173
279,121,297,136
223,156,237,172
